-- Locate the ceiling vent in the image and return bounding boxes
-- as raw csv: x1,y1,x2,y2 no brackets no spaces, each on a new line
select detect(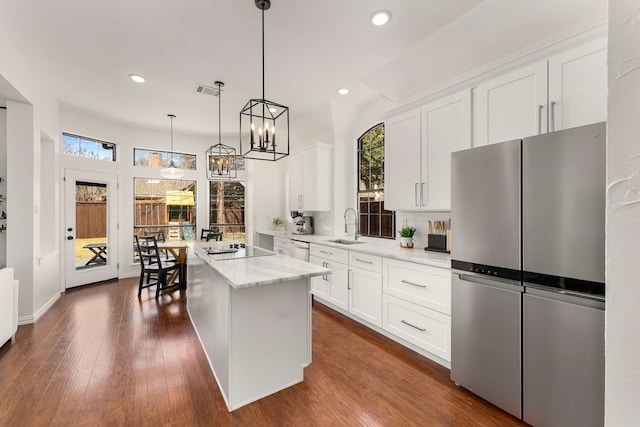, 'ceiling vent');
195,84,221,97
